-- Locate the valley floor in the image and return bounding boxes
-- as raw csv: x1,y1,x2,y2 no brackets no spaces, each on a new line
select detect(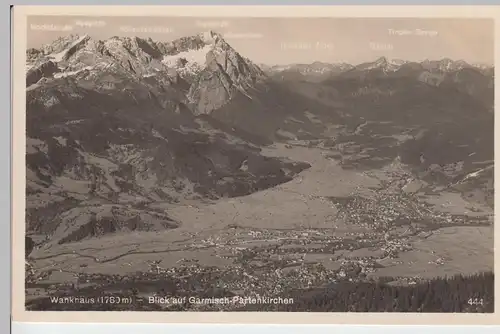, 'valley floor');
25,141,494,311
